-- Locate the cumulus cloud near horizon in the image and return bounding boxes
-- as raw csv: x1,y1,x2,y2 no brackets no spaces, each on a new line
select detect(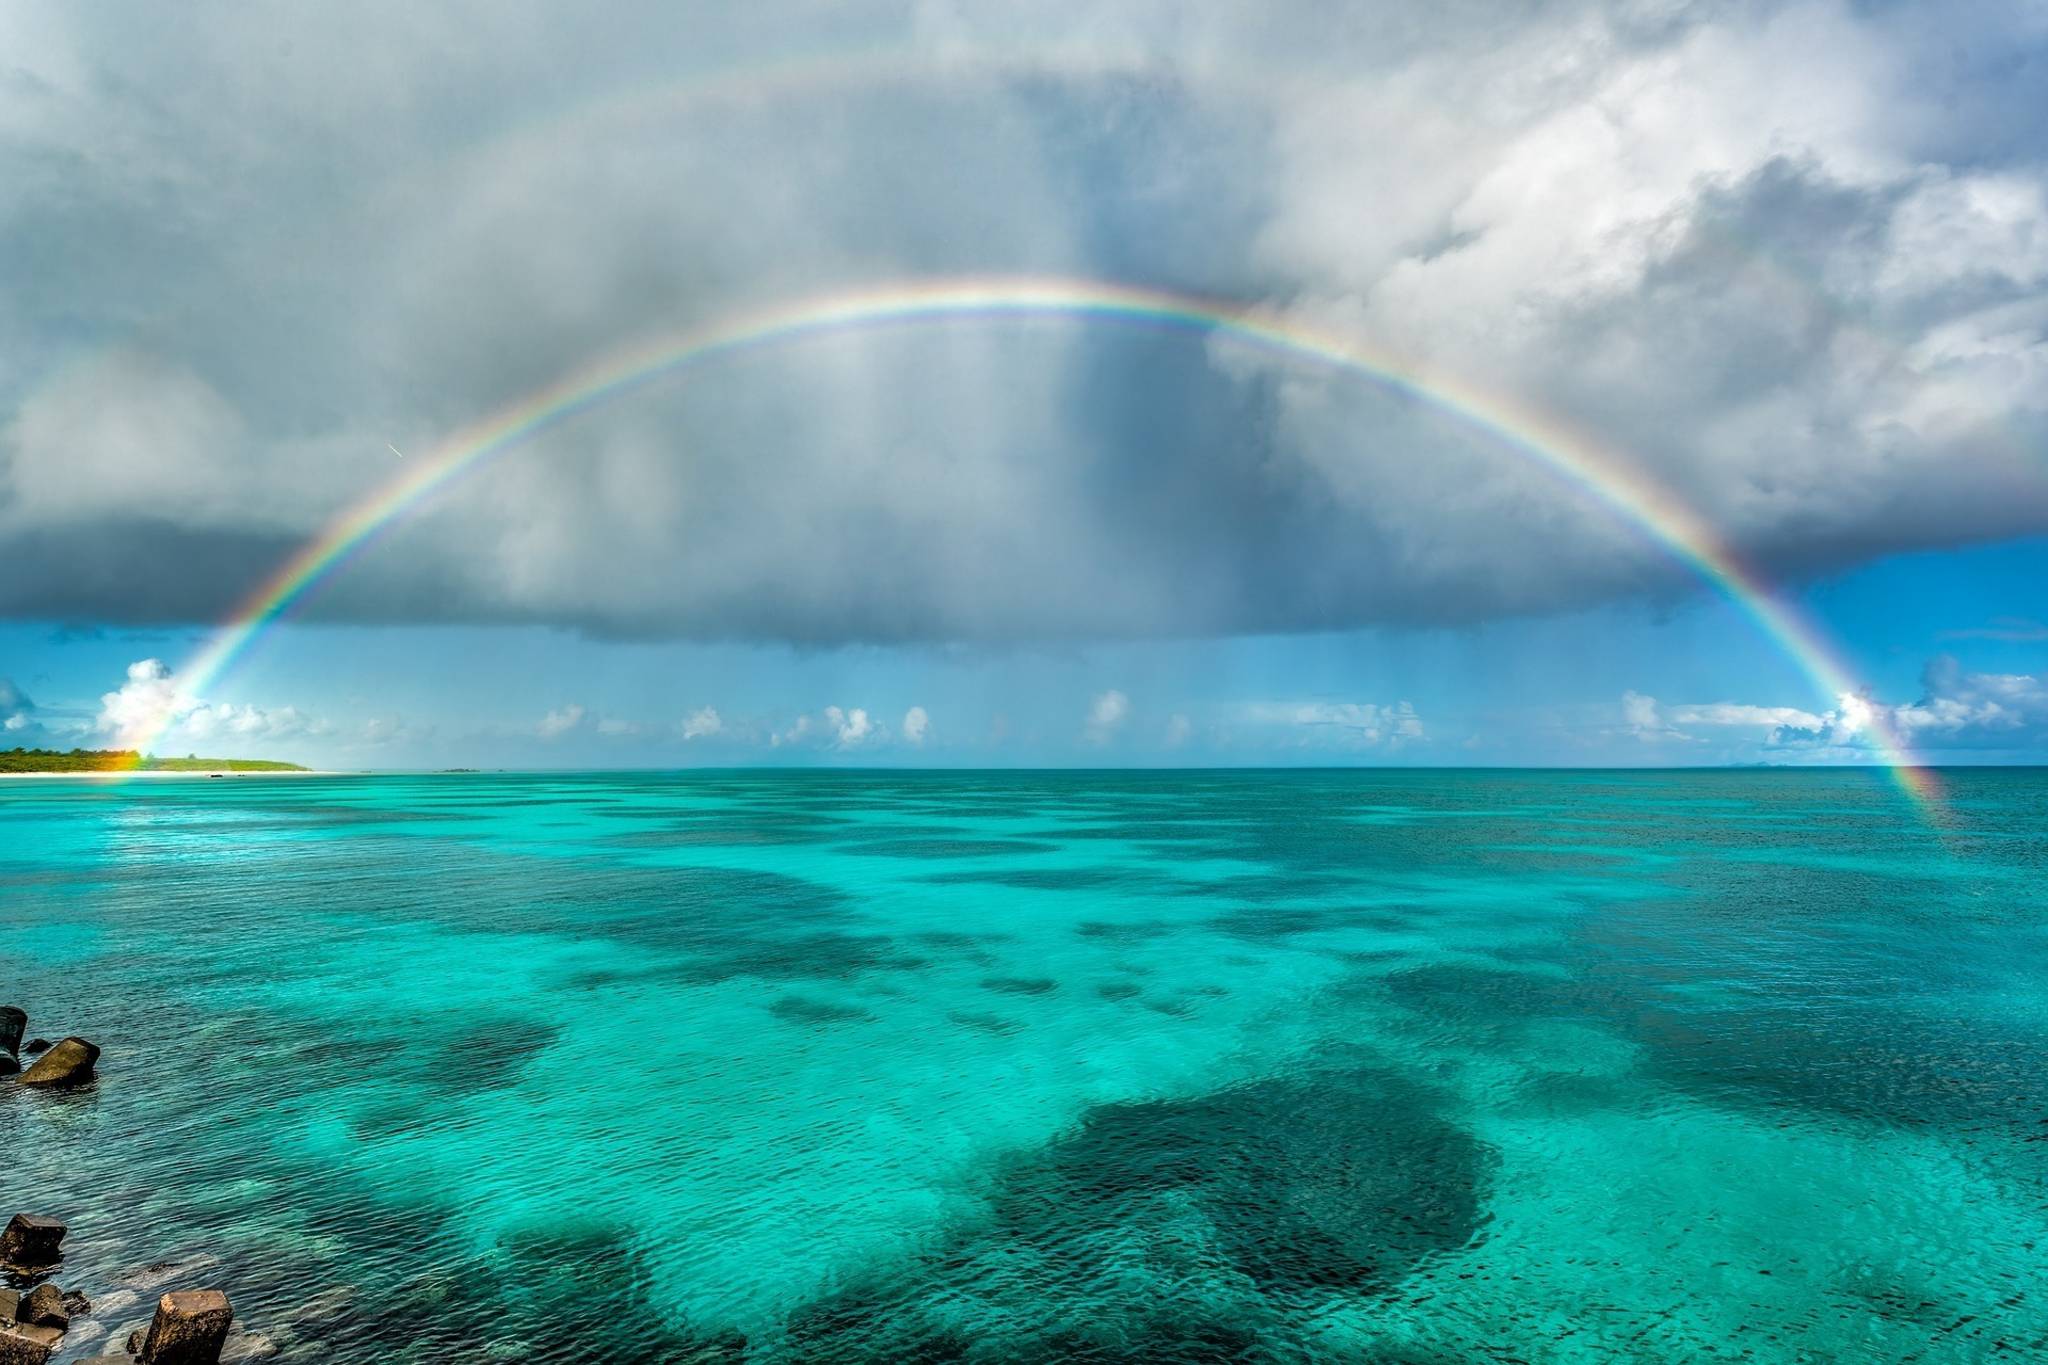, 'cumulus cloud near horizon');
536,703,588,738
1234,699,1425,748
1085,690,1132,743
95,658,325,751
824,705,876,748
2,2,2046,646
1624,657,2048,757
